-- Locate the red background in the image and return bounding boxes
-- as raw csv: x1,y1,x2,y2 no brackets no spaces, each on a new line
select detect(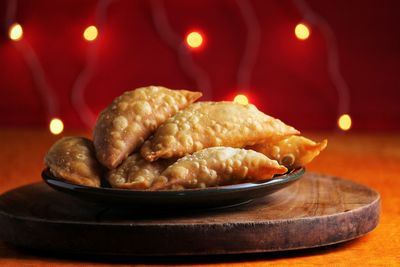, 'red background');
1,0,399,131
